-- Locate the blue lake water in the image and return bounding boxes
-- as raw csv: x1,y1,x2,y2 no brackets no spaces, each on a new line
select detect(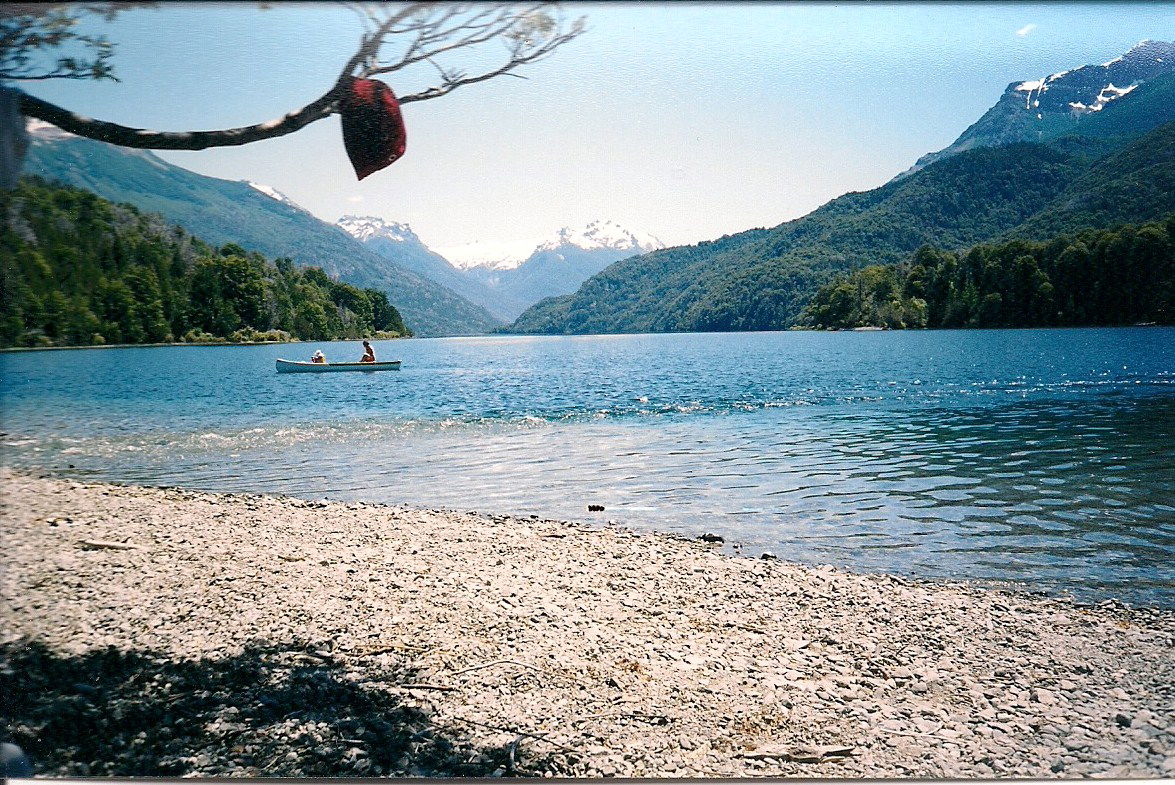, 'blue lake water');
2,328,1173,606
